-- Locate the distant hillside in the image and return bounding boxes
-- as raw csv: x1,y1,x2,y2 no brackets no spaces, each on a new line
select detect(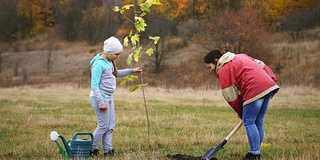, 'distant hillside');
0,27,319,88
